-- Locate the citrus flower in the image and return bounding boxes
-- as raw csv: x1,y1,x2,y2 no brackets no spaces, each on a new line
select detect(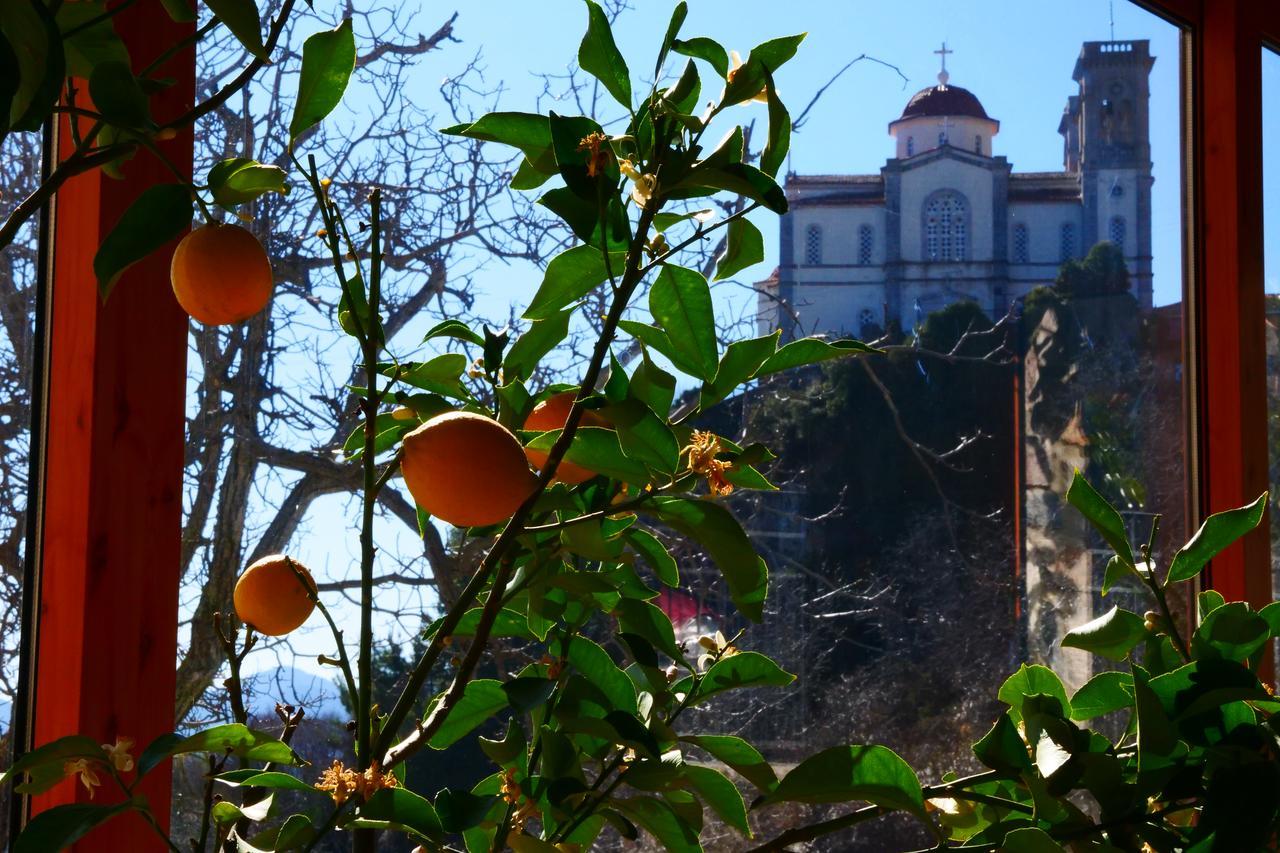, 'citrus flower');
314,760,398,805
101,737,134,773
681,430,734,497
576,131,613,178
726,50,769,103
63,759,101,798
619,159,658,207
